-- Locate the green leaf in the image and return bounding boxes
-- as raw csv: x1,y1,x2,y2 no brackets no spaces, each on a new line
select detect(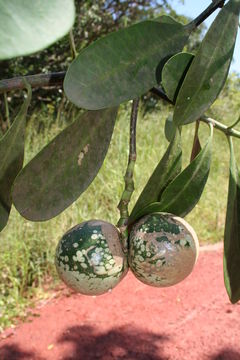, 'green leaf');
0,85,32,231
173,0,240,126
190,121,202,162
162,52,194,102
223,138,240,304
136,124,213,219
12,108,118,221
64,17,190,110
164,115,176,142
129,128,182,223
0,0,75,60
